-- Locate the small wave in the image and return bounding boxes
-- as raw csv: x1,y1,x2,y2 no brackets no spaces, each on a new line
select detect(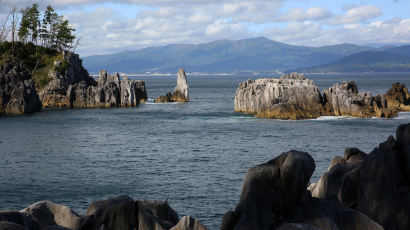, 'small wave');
310,116,358,121
144,98,181,105
394,112,410,120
